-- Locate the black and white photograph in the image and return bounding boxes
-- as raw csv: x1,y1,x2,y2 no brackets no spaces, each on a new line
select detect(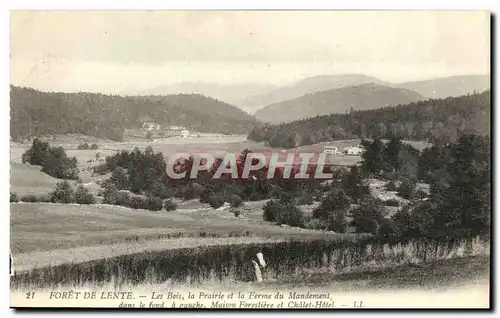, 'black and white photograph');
8,10,491,309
